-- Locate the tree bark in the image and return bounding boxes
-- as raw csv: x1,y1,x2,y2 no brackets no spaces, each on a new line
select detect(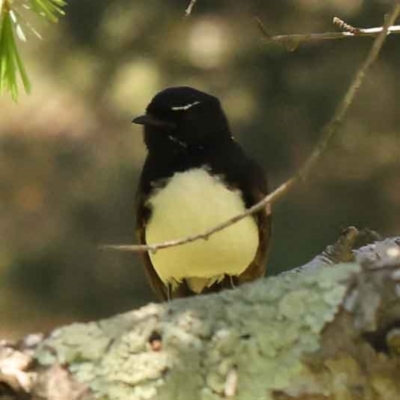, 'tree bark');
2,229,400,400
